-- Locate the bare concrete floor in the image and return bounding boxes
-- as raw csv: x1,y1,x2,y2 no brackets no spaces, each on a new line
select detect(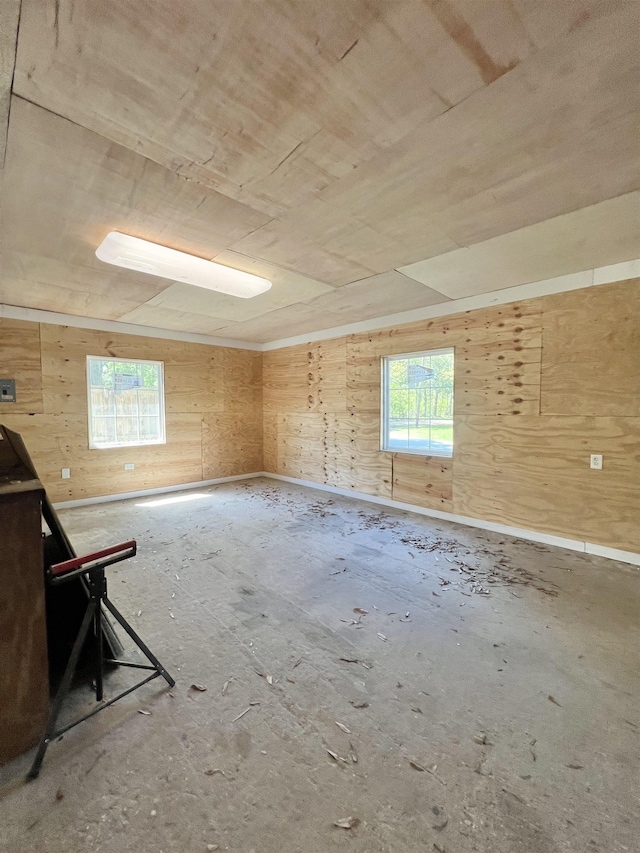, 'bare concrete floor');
1,478,638,853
